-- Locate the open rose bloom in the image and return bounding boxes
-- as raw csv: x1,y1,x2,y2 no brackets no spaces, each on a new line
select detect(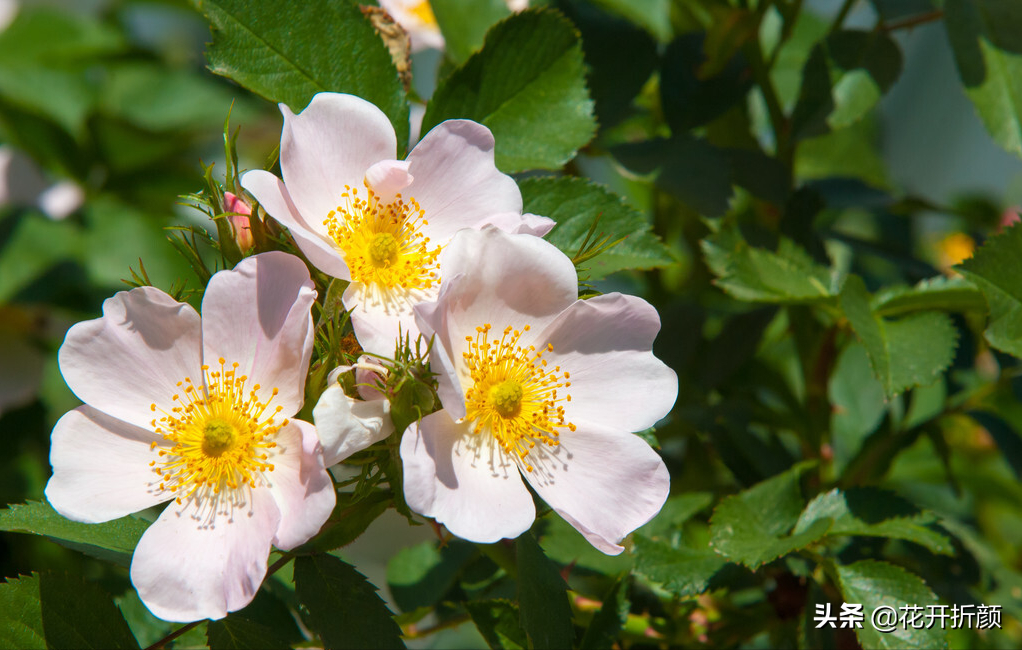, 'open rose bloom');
402,228,677,554
241,92,551,356
45,252,335,622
